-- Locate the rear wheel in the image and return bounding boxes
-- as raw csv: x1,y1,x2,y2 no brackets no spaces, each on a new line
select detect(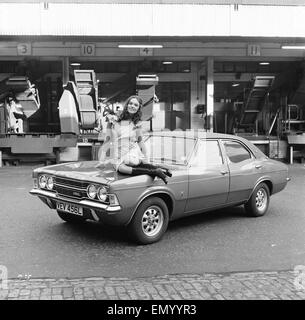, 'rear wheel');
244,182,270,217
128,197,169,245
57,210,85,223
